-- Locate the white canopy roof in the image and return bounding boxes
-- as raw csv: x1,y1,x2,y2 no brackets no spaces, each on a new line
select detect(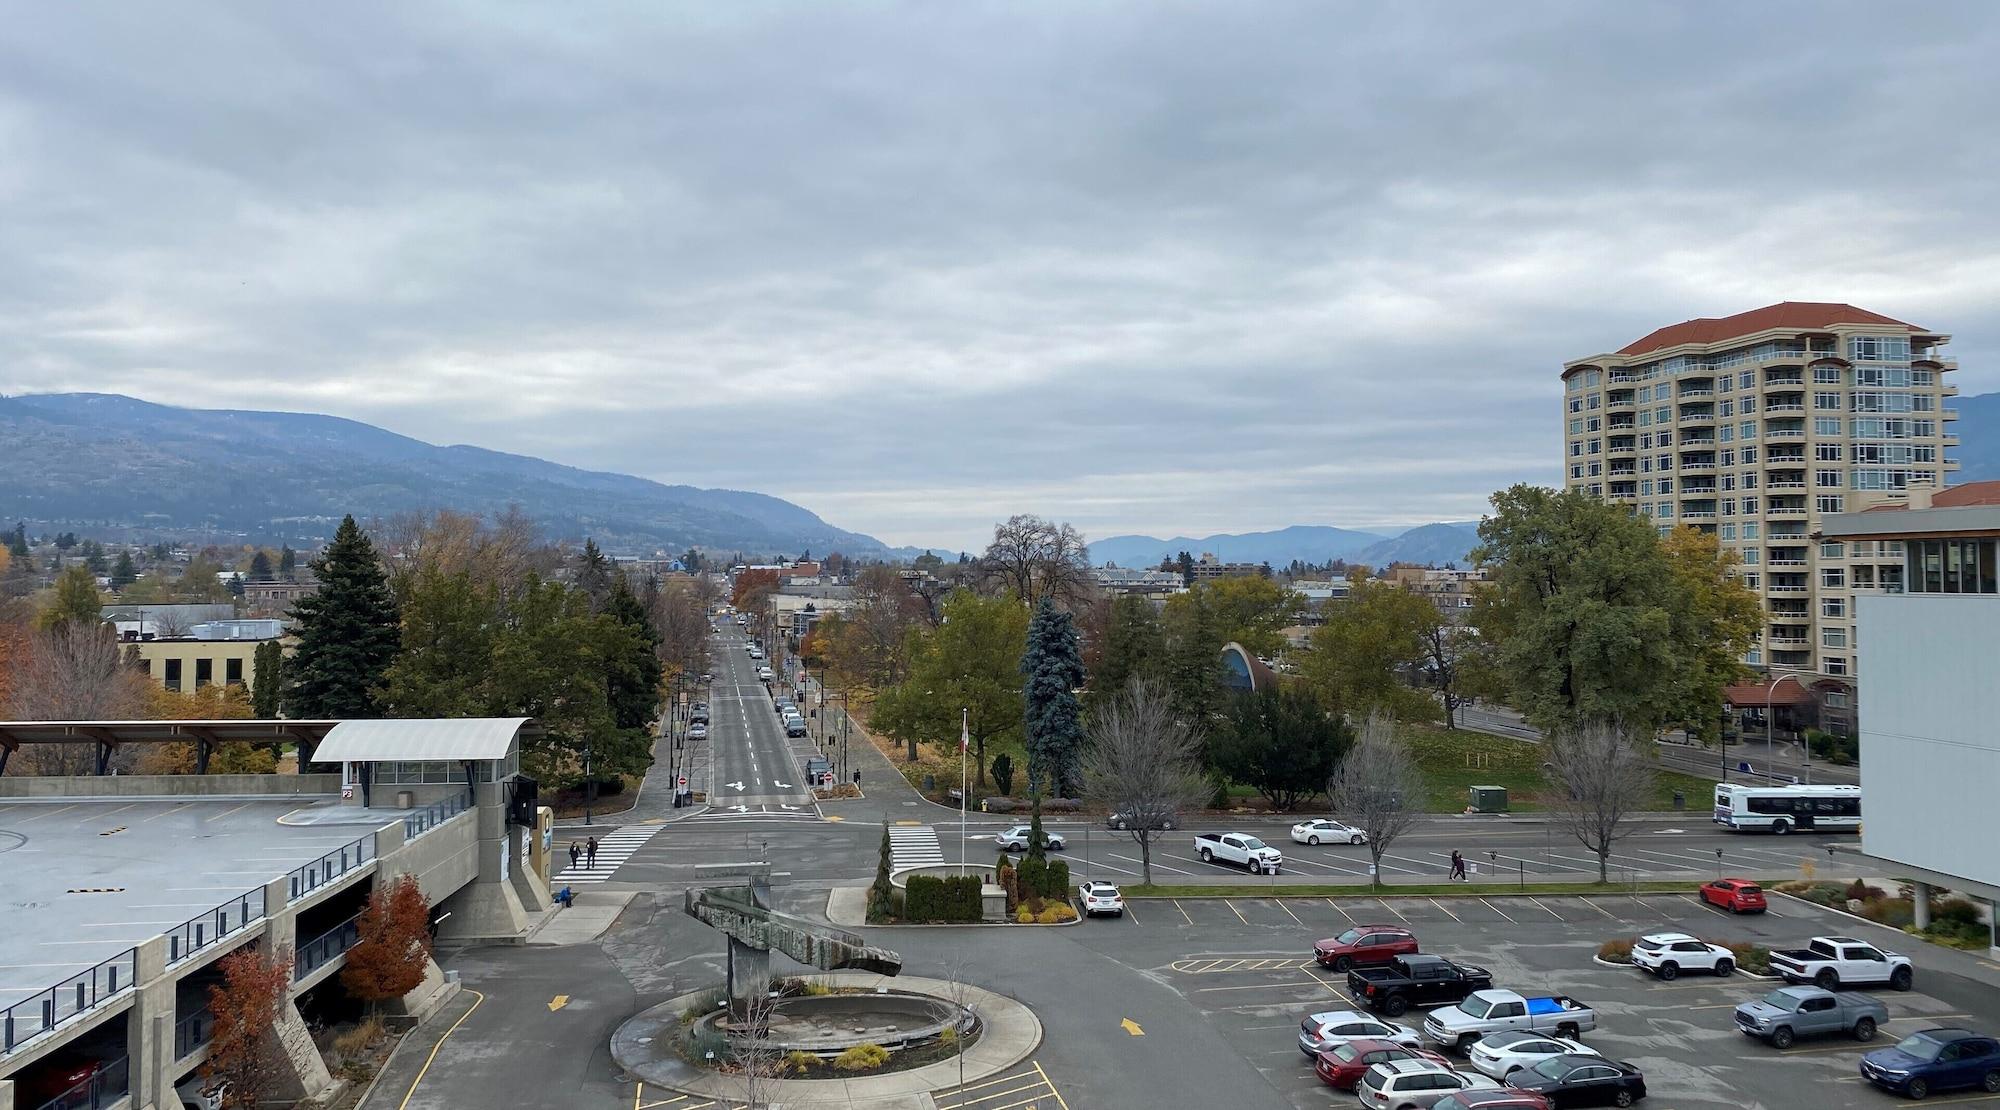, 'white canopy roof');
314,717,536,763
